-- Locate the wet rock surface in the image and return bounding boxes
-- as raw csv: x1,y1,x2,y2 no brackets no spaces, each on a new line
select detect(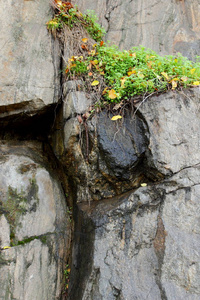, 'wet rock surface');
52,84,150,203
67,88,200,300
96,111,148,179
